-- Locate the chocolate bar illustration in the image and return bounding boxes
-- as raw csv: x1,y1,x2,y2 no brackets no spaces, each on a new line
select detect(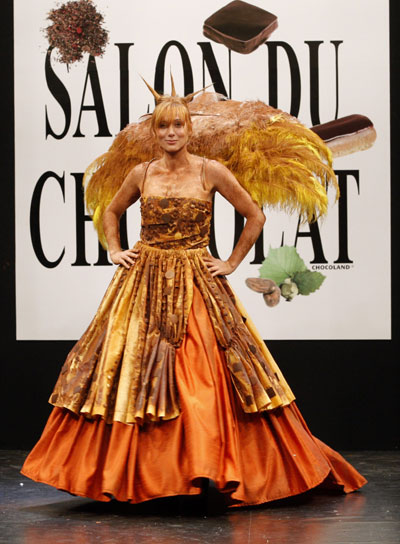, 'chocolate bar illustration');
311,114,377,157
203,0,278,54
